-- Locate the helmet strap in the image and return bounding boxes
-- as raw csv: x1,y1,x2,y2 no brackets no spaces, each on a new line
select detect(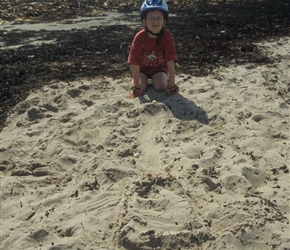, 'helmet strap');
146,27,164,36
